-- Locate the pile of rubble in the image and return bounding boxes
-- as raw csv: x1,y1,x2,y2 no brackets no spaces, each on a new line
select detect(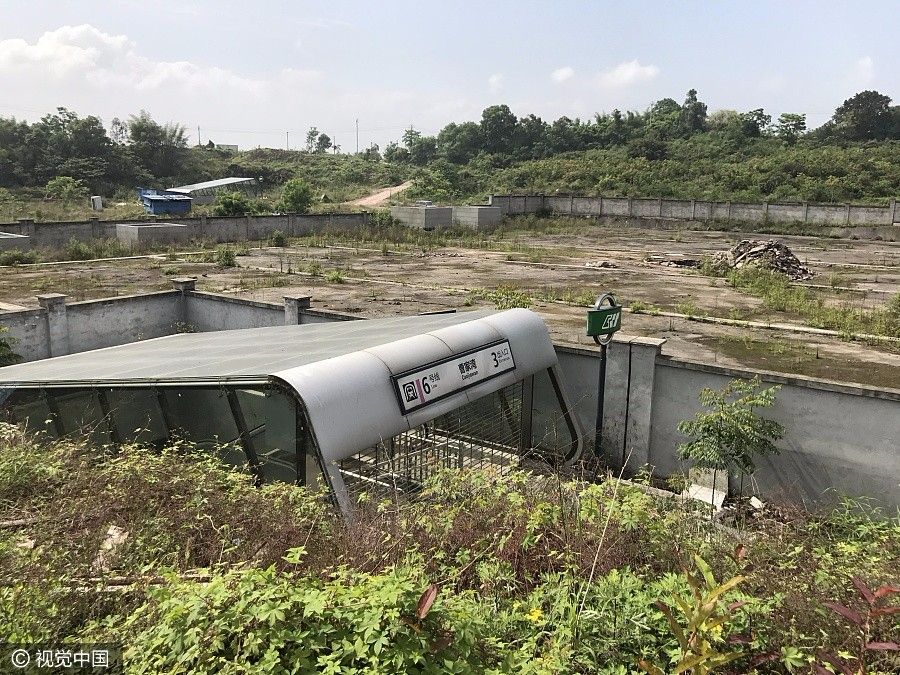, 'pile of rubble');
712,239,812,280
